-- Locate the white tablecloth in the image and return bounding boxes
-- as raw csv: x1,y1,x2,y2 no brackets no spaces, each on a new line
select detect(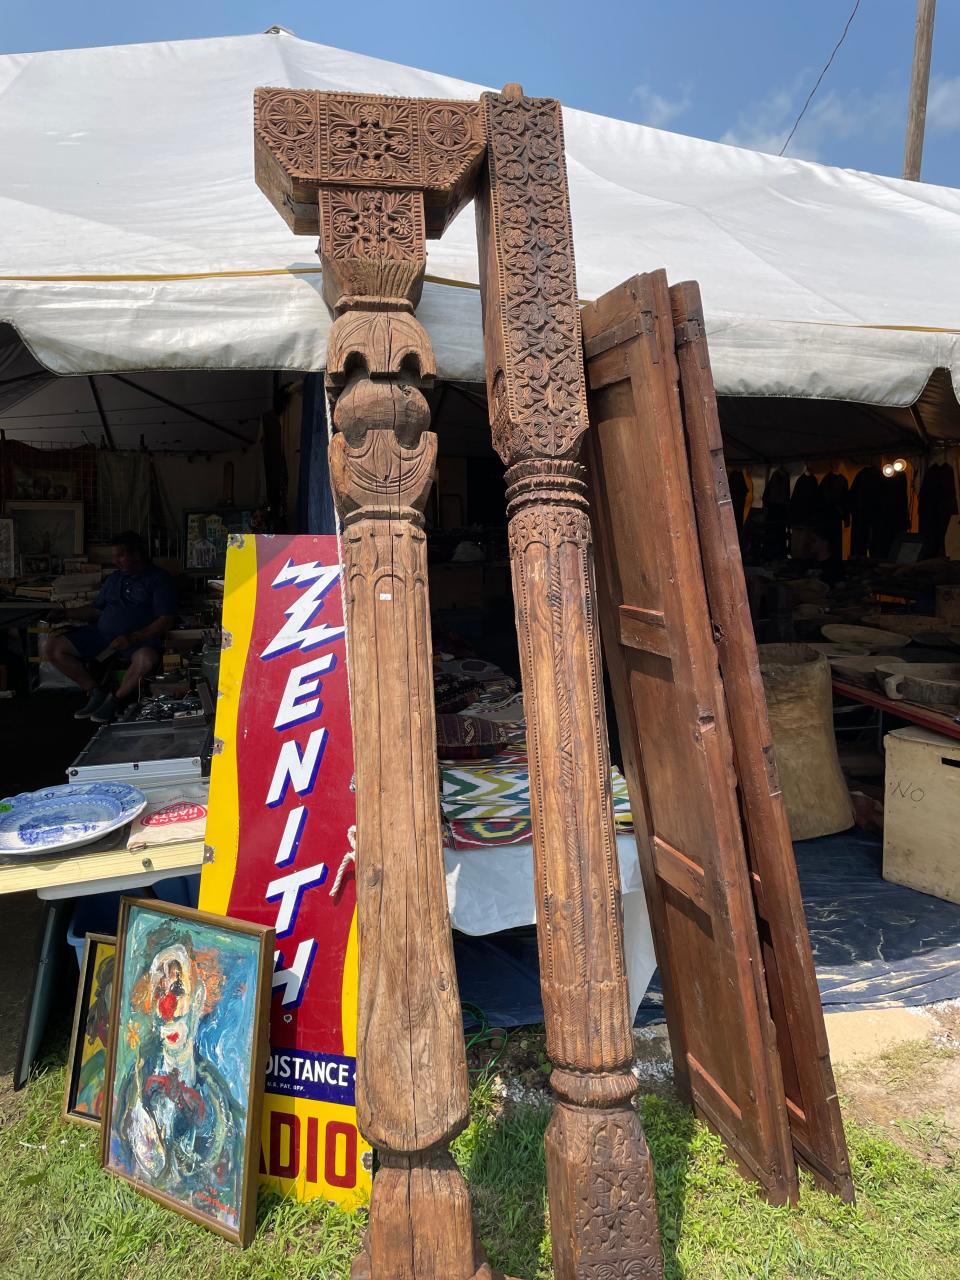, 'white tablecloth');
444,834,655,1020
